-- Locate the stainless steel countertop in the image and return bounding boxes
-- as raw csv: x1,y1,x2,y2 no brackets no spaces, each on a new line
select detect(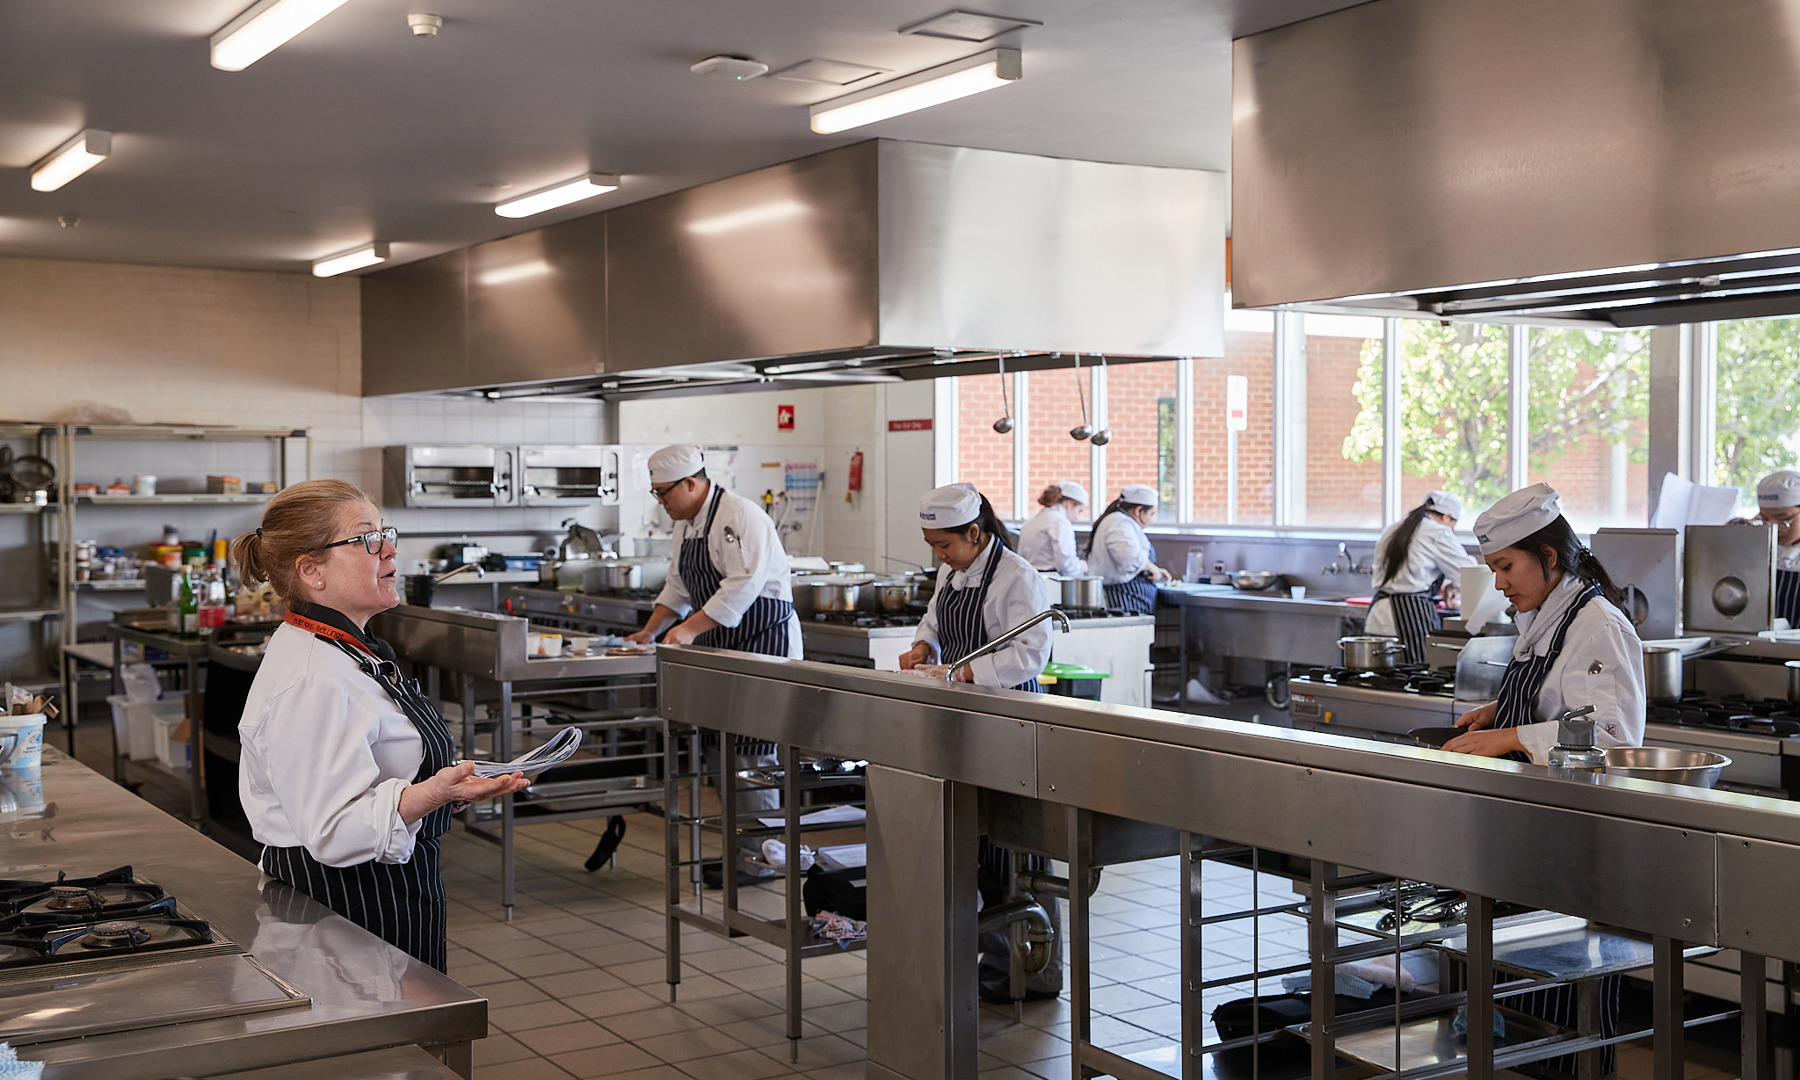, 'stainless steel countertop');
372,604,657,681
1157,582,1363,616
7,749,485,1079
799,614,1156,642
